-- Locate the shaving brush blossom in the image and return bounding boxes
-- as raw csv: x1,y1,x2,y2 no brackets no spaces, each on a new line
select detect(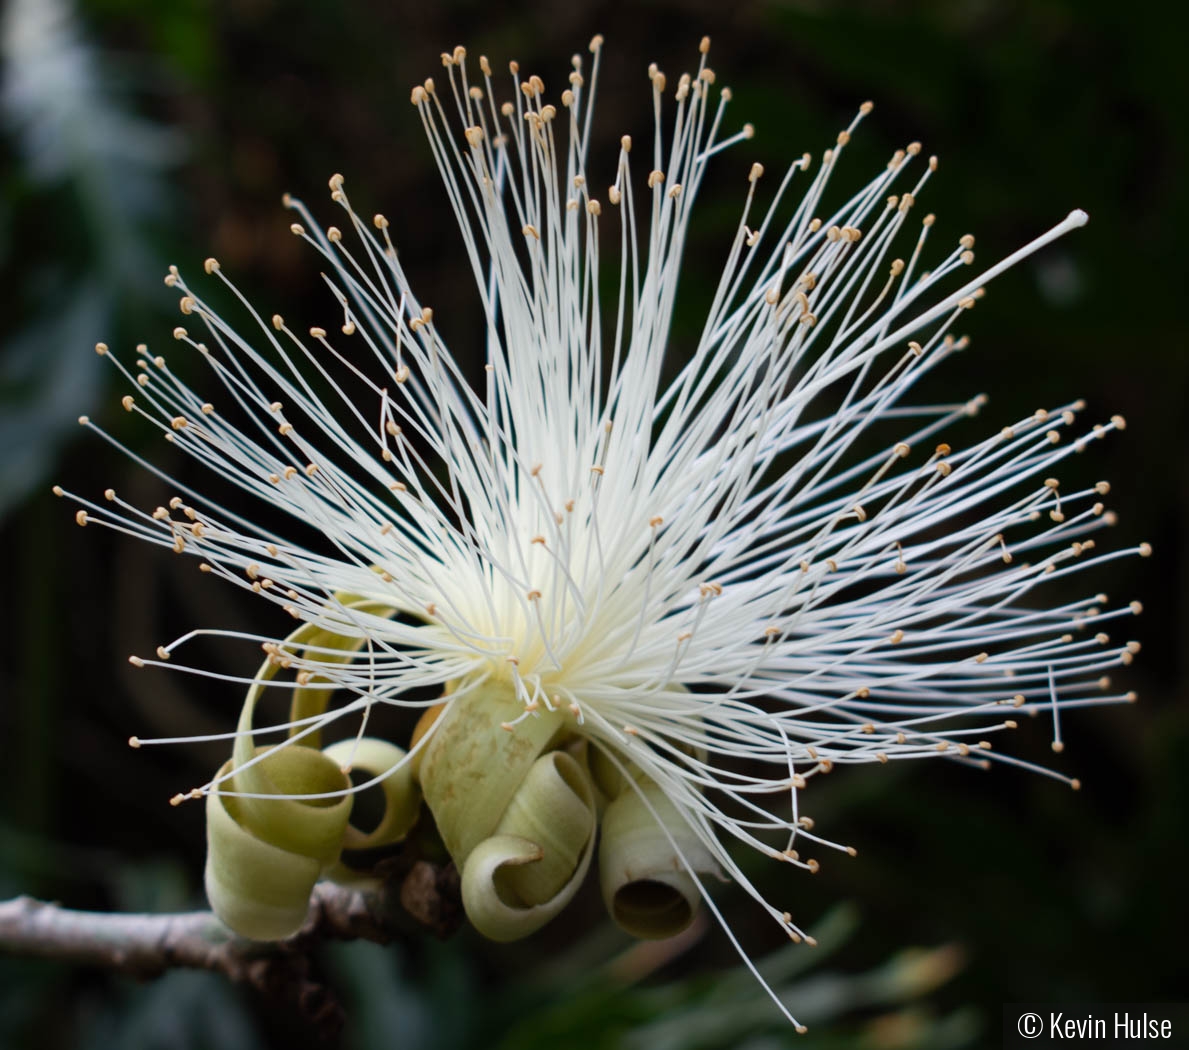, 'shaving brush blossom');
58,36,1146,1030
